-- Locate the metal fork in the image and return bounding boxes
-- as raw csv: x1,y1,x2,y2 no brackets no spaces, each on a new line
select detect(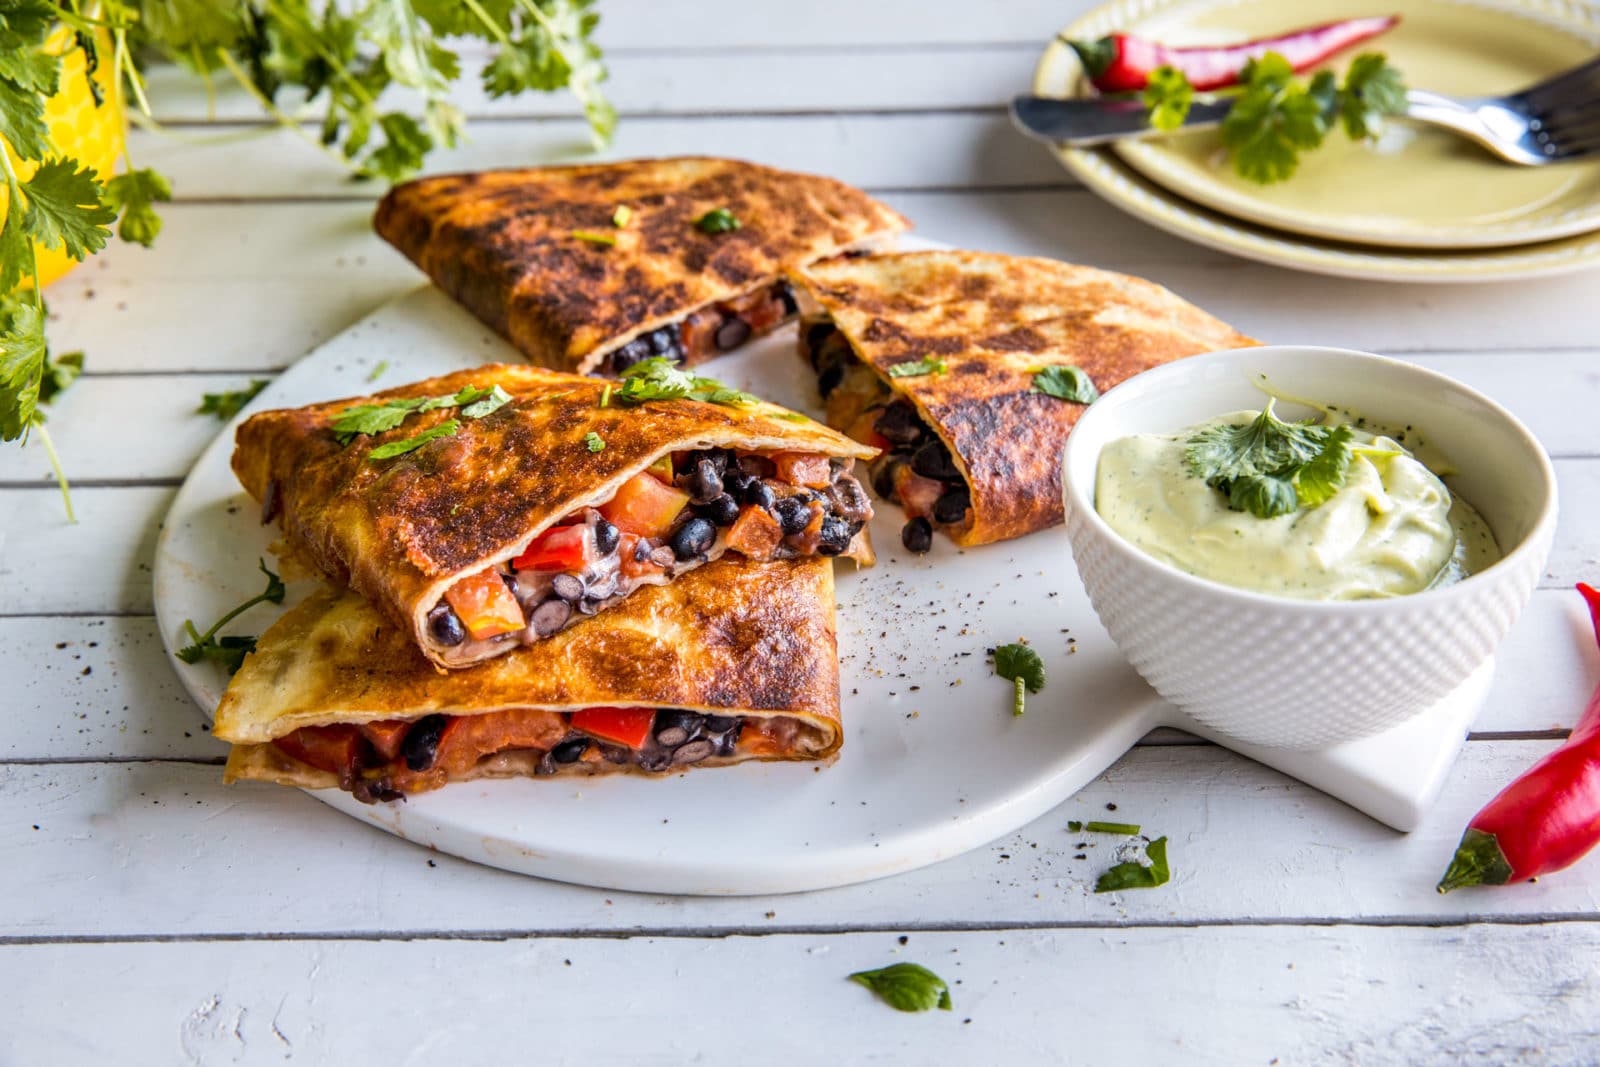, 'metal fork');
1407,55,1600,165
1010,55,1600,165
